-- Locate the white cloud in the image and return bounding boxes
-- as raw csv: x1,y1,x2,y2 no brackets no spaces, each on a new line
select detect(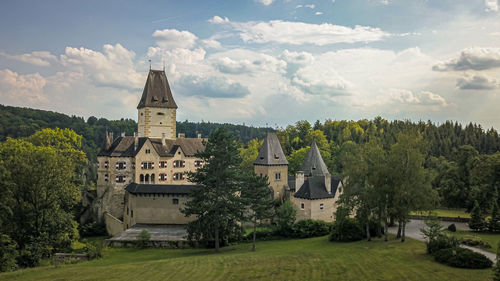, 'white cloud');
175,75,250,98
485,0,499,12
456,74,498,90
388,88,447,106
305,4,315,9
315,12,323,15
255,0,274,6
152,29,198,49
60,43,144,90
0,69,47,105
213,57,253,74
208,16,230,24
279,49,314,75
0,50,56,66
433,47,500,71
201,39,222,49
235,20,390,45
292,67,353,96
